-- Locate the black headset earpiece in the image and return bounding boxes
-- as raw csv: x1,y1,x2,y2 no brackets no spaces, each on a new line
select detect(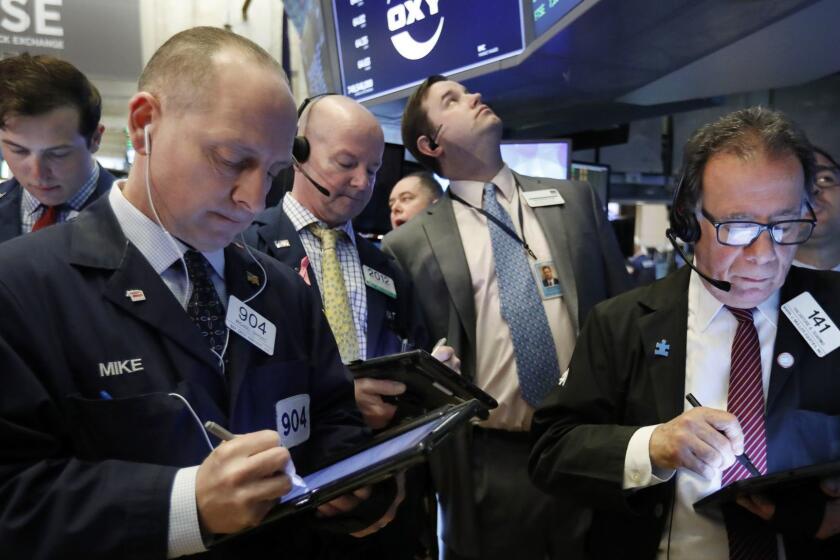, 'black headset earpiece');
293,93,337,165
426,123,443,151
292,136,310,163
668,172,701,243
